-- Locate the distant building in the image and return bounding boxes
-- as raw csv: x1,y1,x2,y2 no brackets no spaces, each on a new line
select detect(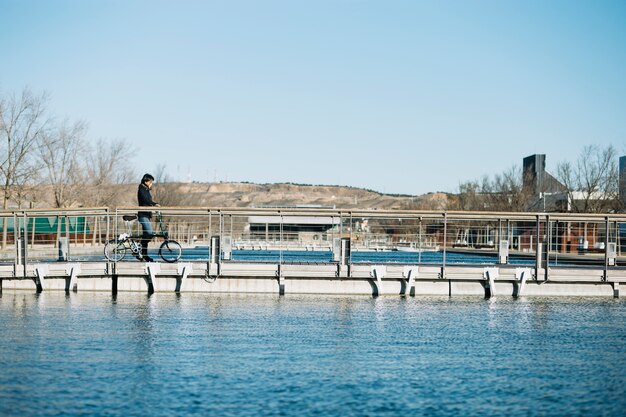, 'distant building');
523,154,568,211
522,154,566,196
246,216,340,241
523,153,623,212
